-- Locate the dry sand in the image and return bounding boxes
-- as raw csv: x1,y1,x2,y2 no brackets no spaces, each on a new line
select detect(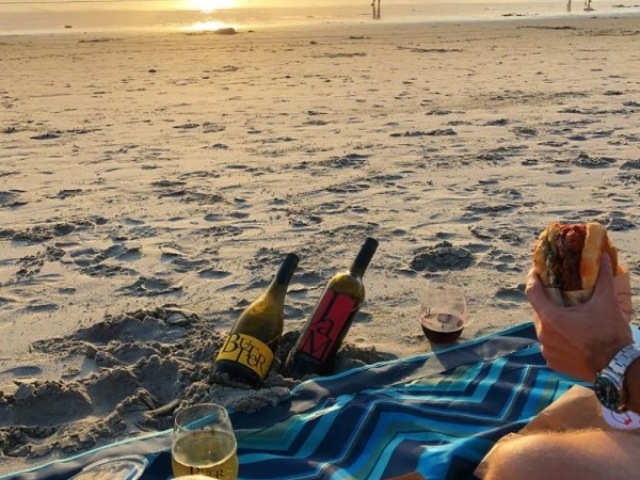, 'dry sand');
1,14,640,474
